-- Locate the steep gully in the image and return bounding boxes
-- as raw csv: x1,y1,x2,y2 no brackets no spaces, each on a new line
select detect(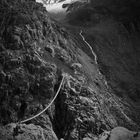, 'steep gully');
79,30,109,88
